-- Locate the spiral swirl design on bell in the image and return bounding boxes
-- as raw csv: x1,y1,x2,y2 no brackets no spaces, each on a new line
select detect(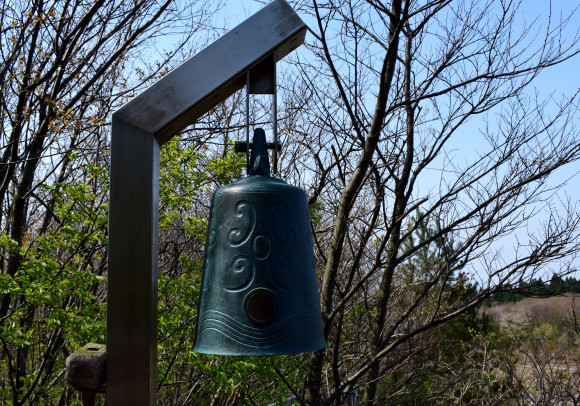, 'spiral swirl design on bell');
270,203,296,247
207,229,218,248
269,256,292,290
224,256,253,292
252,233,271,260
227,201,255,247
